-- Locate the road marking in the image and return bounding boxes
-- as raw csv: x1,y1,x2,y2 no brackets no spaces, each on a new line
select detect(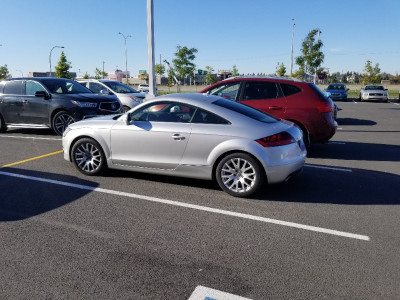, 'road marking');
0,135,61,141
305,164,352,172
1,150,63,168
0,170,370,241
188,286,252,300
